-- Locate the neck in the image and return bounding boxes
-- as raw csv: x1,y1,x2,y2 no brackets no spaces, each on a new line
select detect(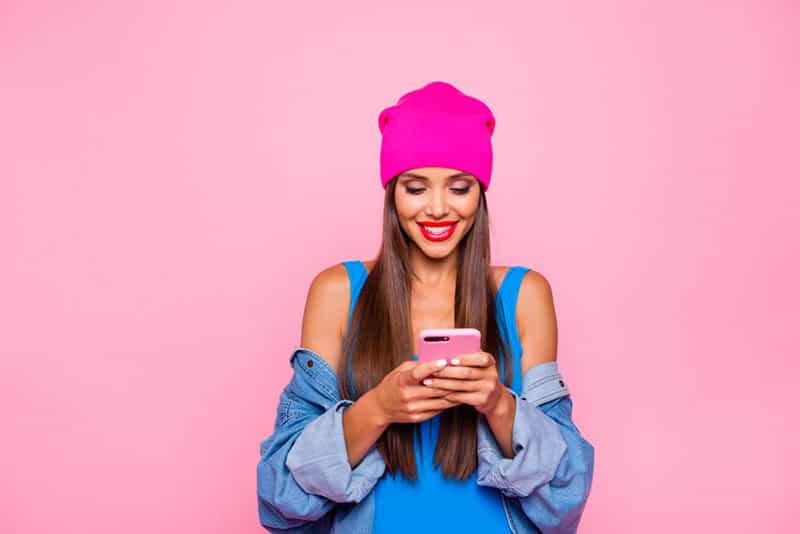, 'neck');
408,247,459,289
